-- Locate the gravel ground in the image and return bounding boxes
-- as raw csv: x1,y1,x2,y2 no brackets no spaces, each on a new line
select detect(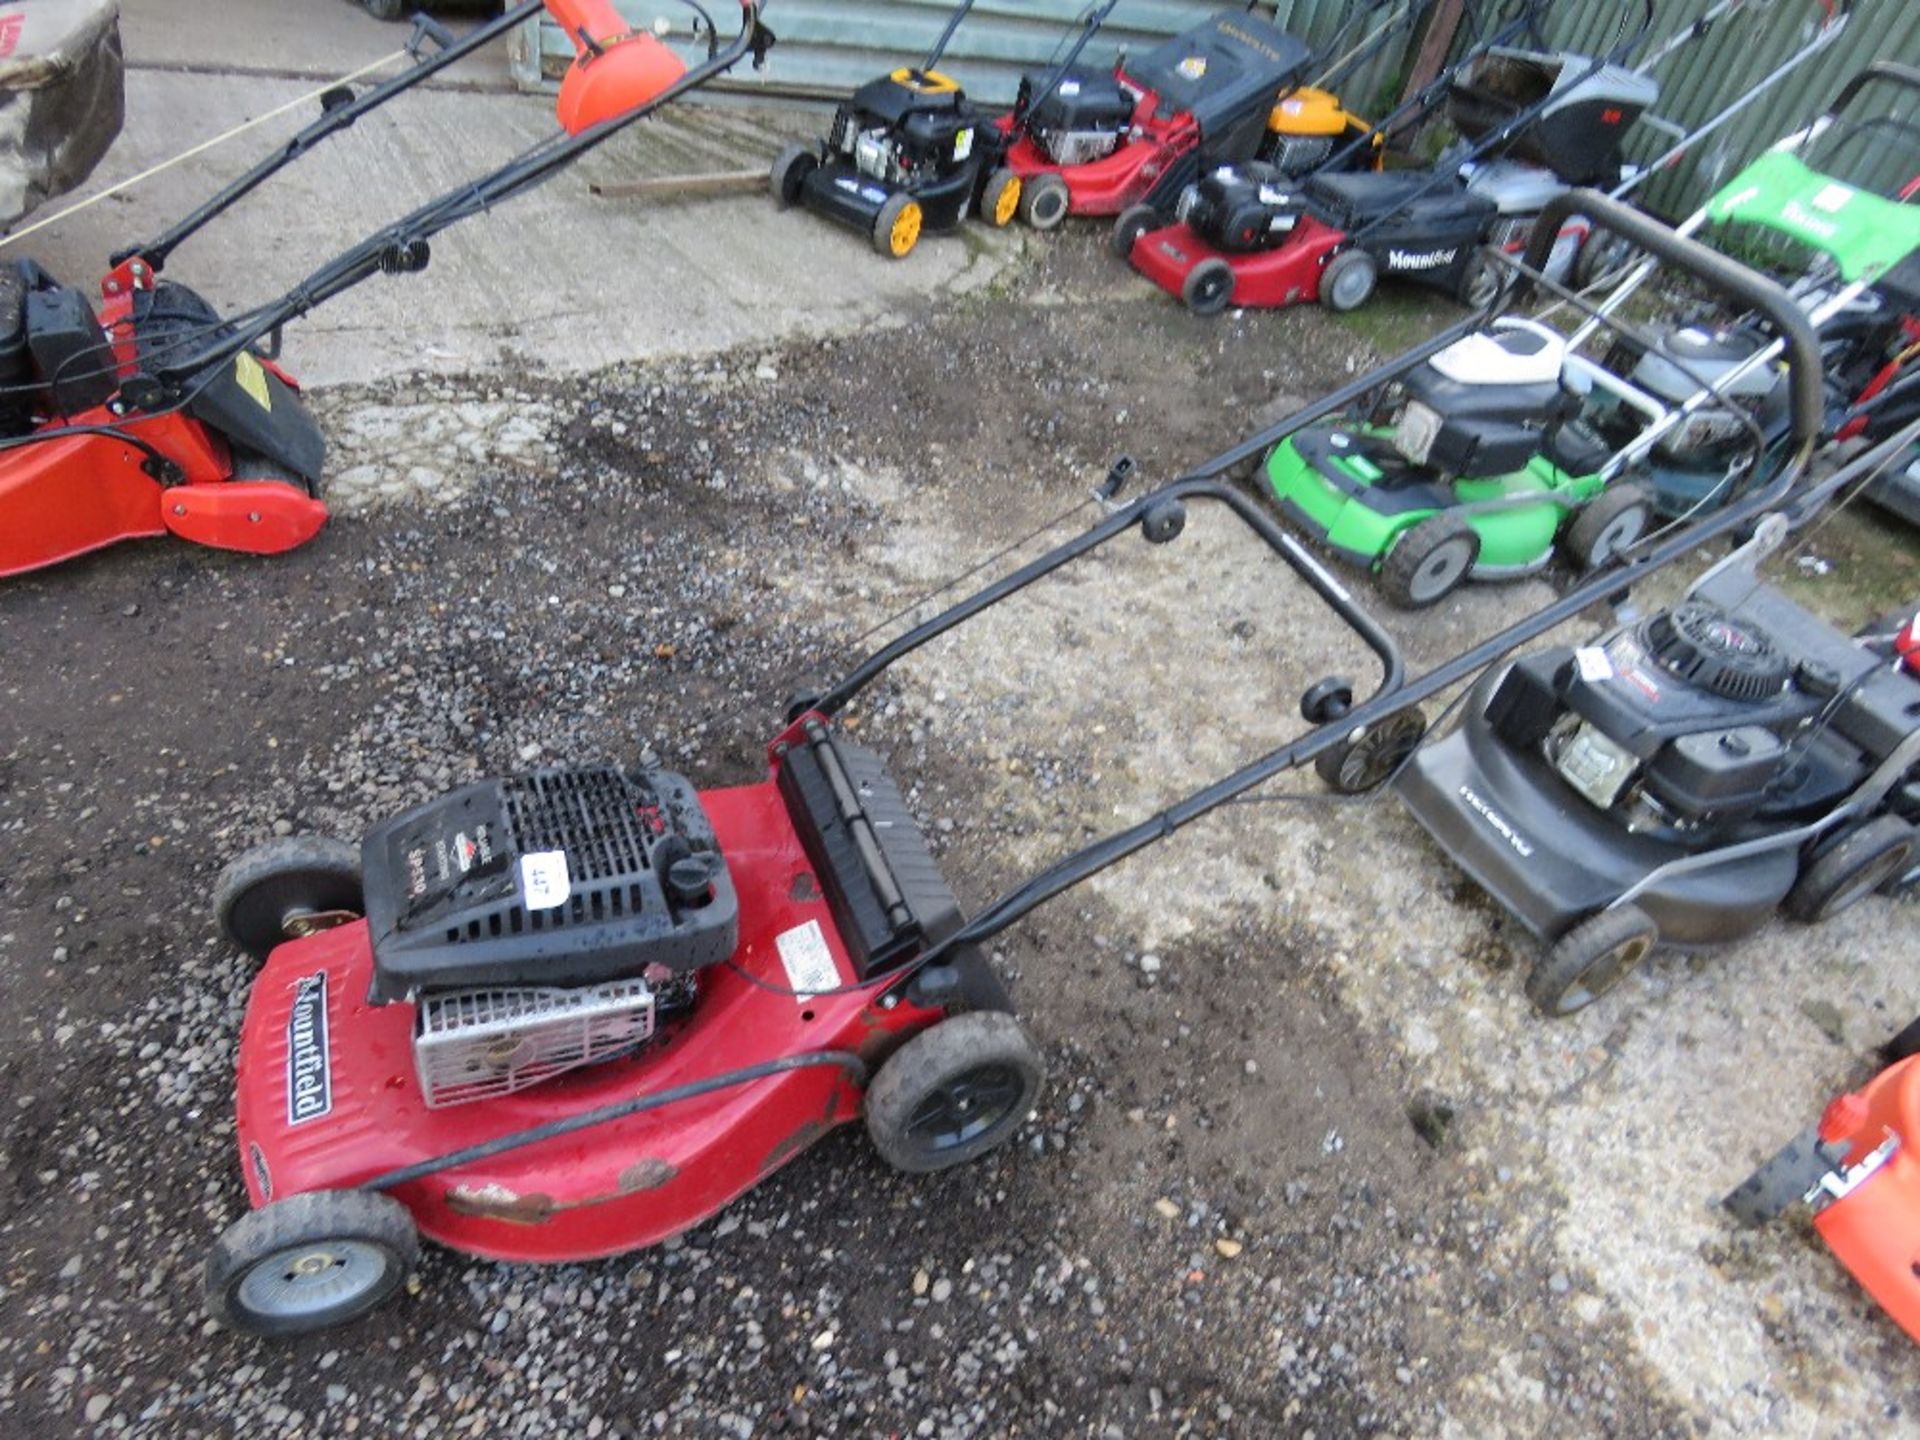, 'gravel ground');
1,227,1916,1438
